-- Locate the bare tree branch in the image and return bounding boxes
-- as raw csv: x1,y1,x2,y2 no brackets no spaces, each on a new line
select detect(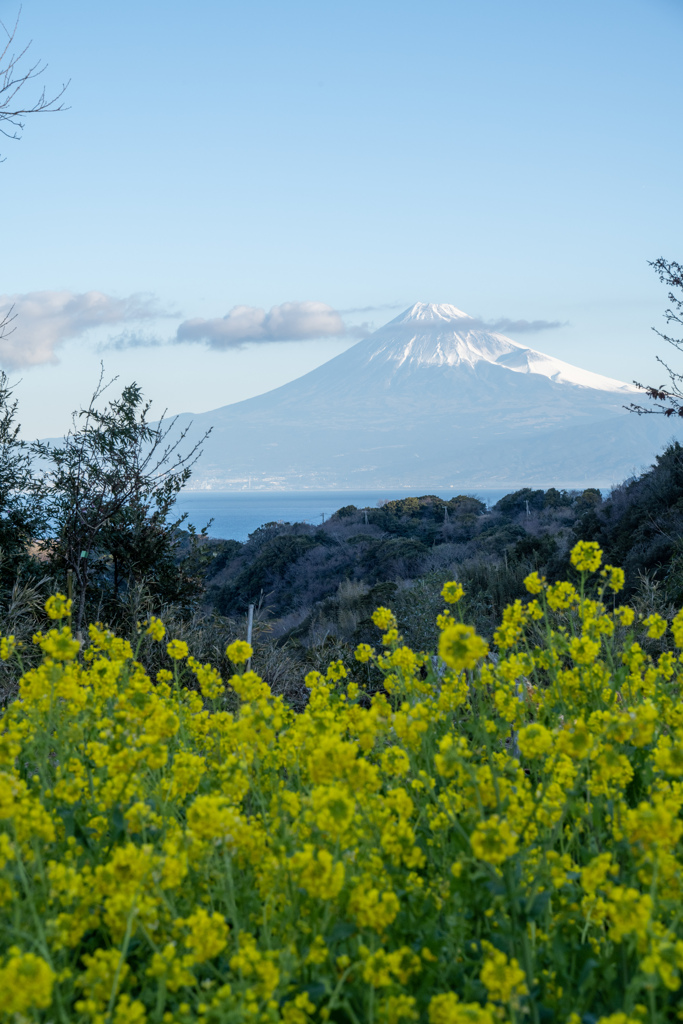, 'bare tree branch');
0,305,17,340
628,259,683,418
0,7,69,159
